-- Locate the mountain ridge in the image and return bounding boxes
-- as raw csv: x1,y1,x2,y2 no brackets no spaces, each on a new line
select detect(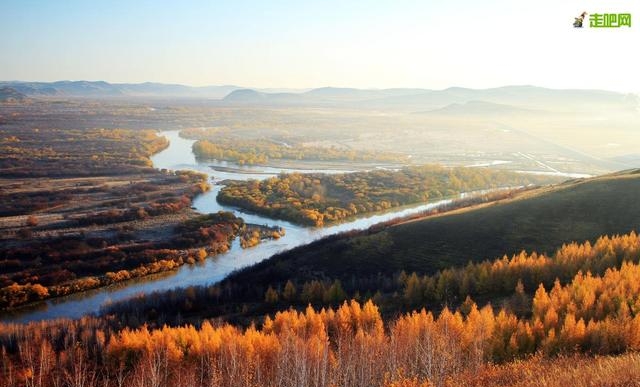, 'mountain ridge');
1,81,636,112
0,86,29,102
